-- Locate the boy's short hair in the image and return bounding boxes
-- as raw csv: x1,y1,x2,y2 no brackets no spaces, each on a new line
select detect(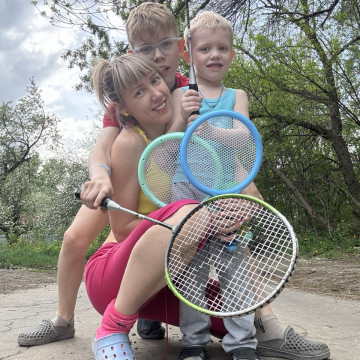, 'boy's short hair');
184,11,233,48
126,2,179,48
